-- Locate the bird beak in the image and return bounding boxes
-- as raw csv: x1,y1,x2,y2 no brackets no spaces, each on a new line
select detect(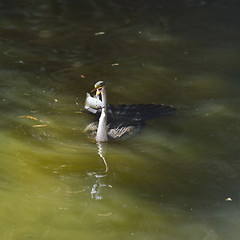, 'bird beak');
91,87,102,96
